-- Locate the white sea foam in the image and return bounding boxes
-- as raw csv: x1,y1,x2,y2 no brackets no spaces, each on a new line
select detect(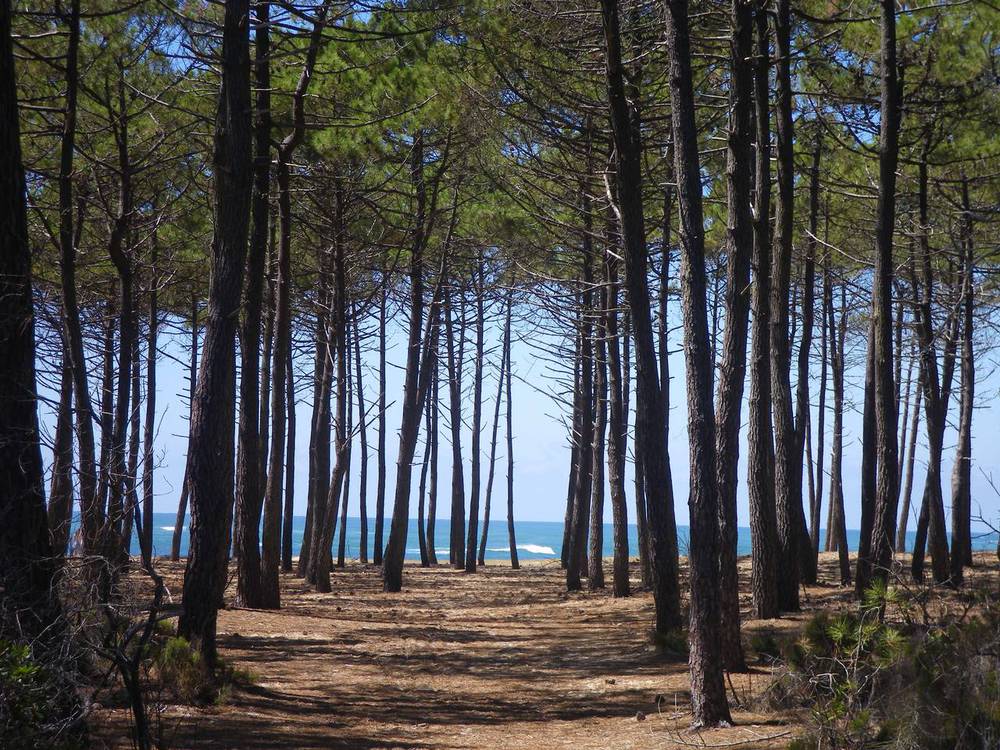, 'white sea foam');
486,544,556,555
160,526,175,532
517,544,556,555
